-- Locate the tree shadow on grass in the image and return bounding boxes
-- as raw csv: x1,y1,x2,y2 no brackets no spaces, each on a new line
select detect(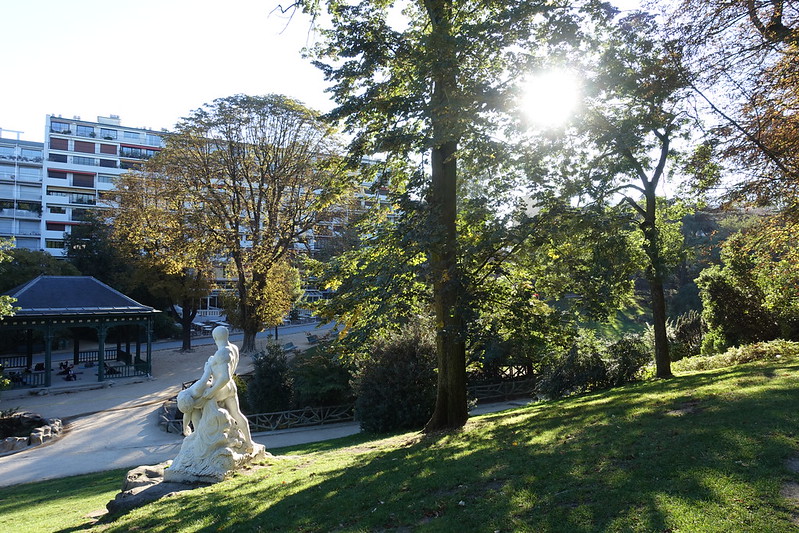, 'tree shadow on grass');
93,362,799,532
